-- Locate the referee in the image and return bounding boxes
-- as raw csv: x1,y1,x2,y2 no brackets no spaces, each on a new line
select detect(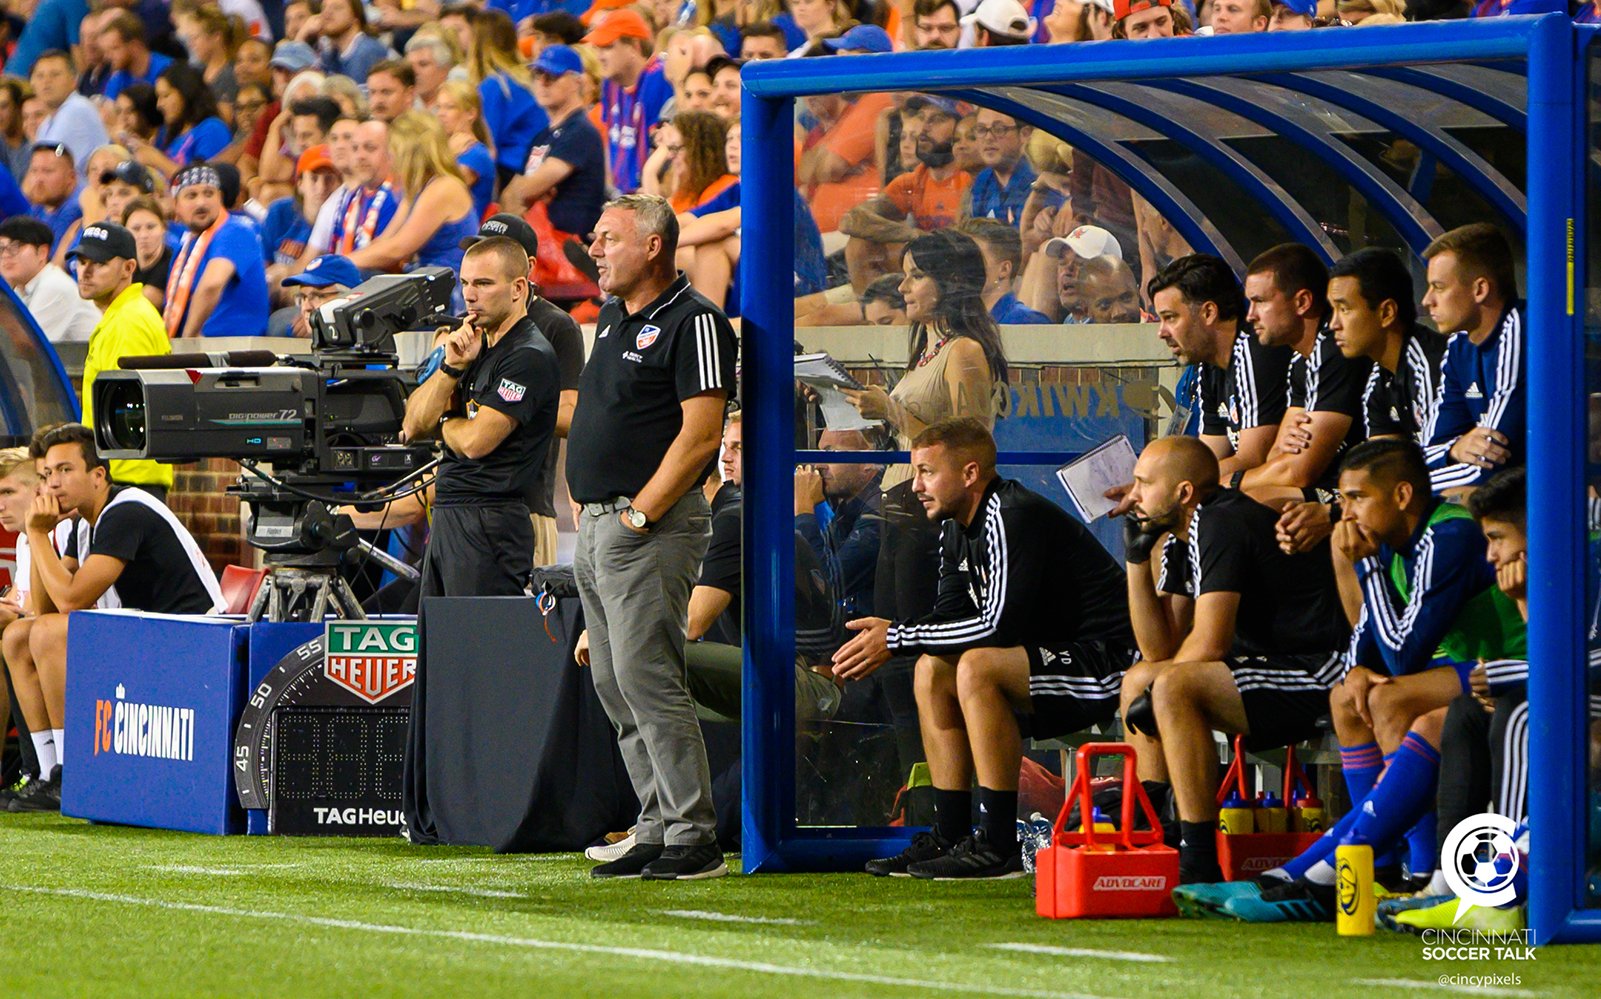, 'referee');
568,194,737,881
398,235,562,844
